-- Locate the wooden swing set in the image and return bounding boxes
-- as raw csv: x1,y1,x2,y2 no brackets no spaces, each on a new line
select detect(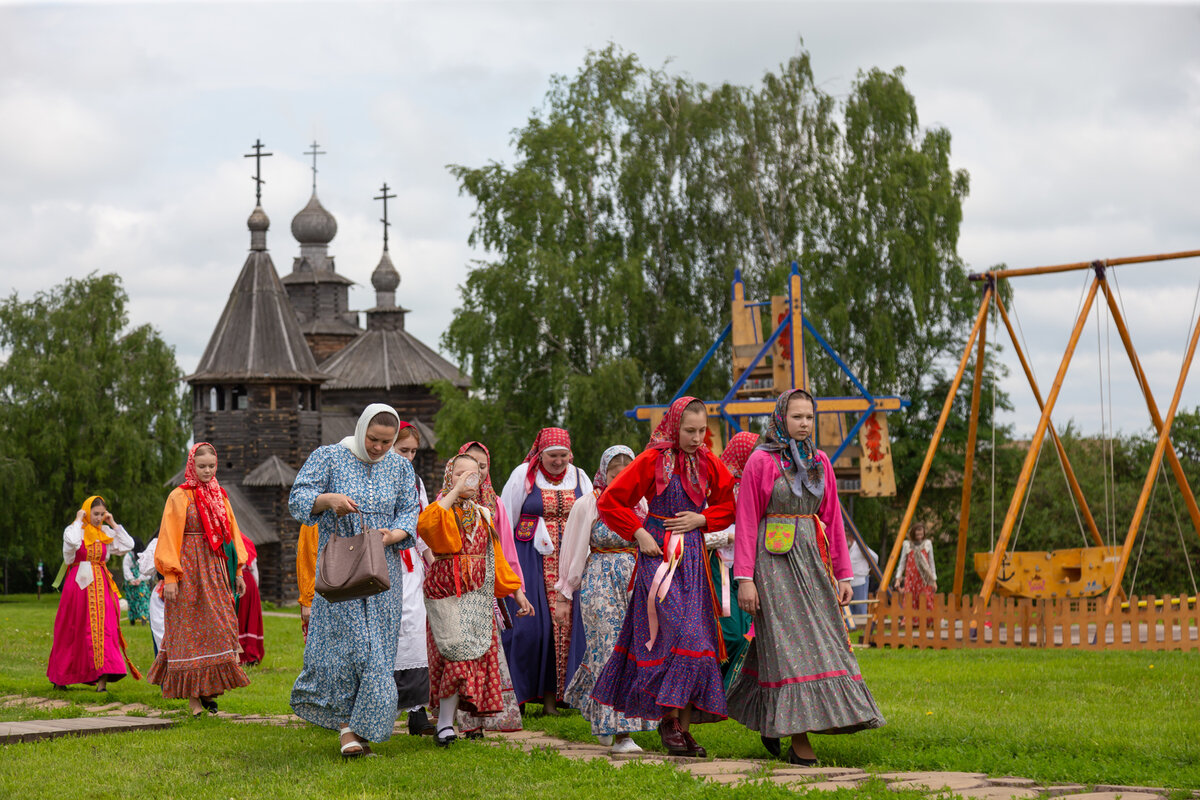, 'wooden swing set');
871,248,1200,649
